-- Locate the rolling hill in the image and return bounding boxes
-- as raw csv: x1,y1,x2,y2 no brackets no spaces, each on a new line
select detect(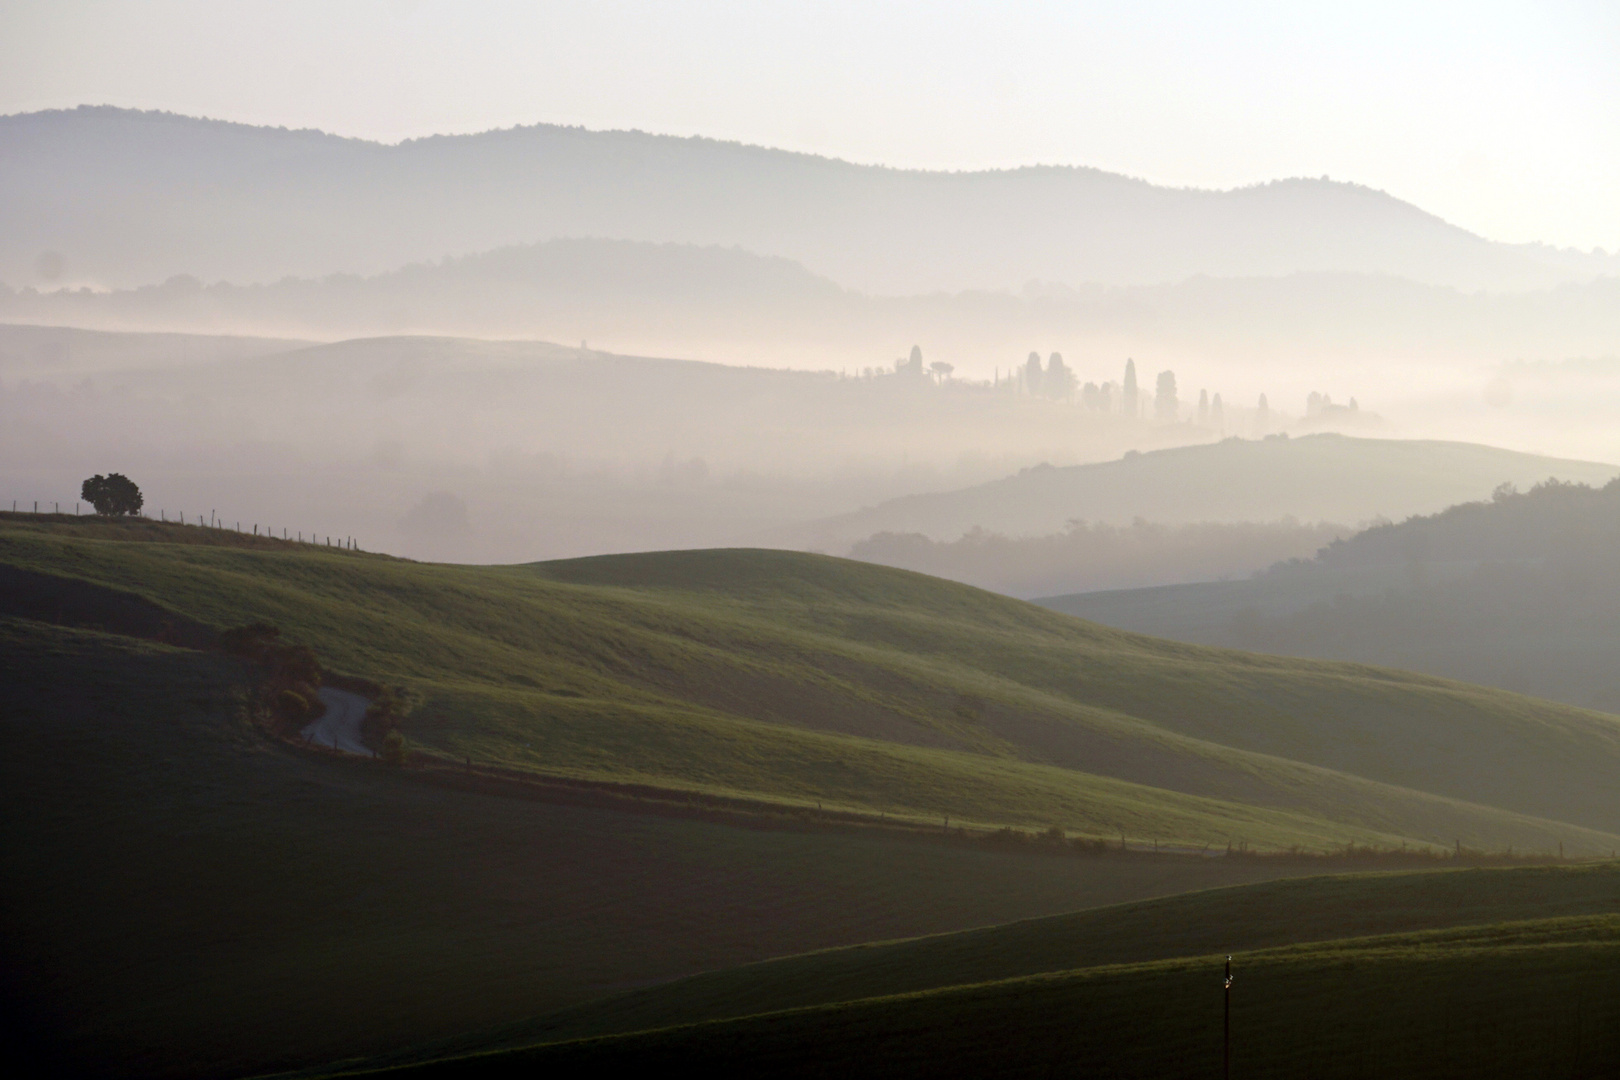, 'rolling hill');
5,106,1615,294
5,243,1620,373
1044,478,1620,713
328,866,1620,1079
7,513,1620,854
438,863,1620,1050
11,515,1620,1076
10,616,1331,1078
806,433,1620,550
